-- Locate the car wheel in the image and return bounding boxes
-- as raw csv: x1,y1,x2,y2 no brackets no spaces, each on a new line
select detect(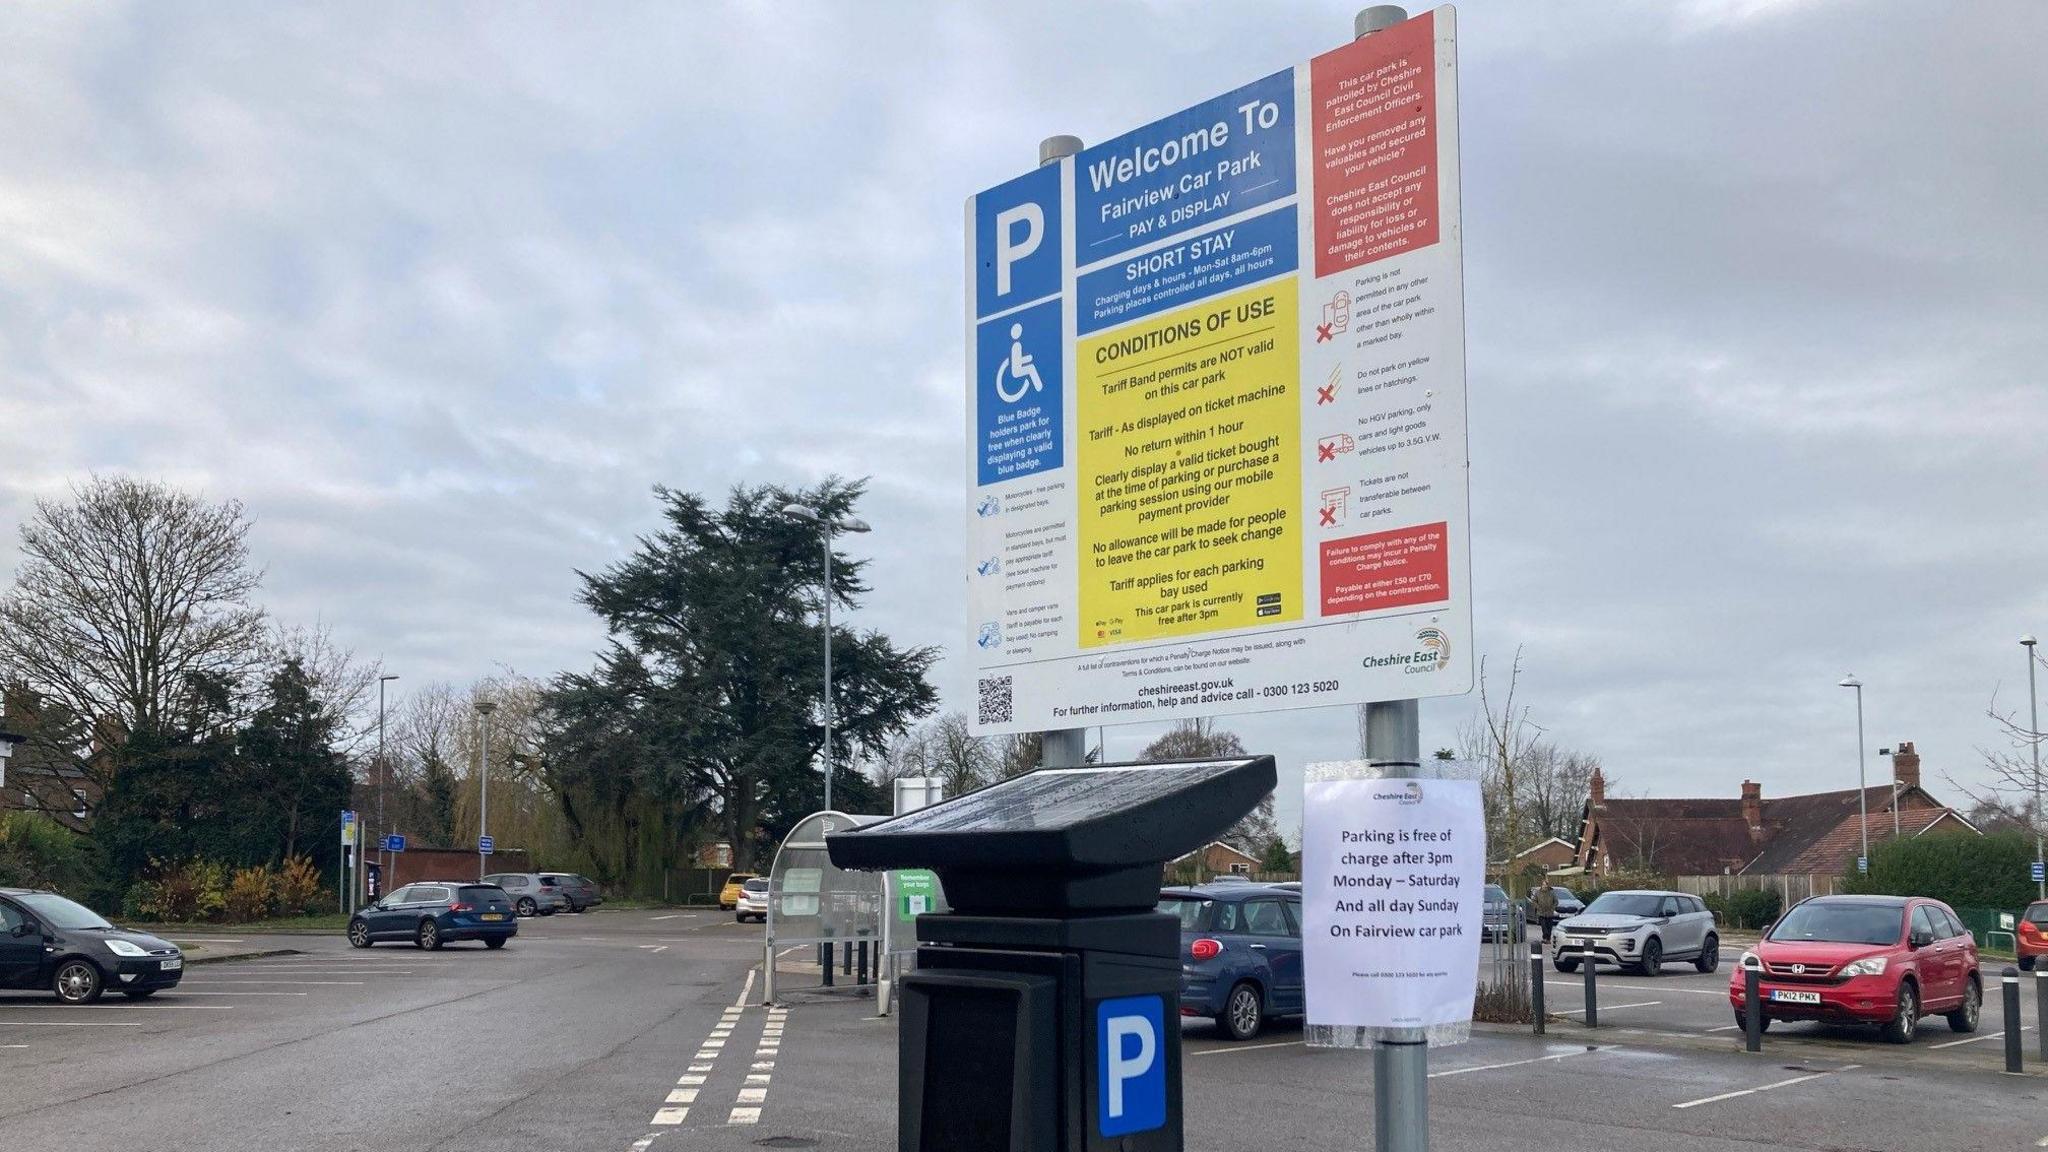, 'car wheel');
515,897,537,918
485,937,507,950
1880,981,1918,1044
122,988,158,1000
1945,978,1980,1033
417,919,442,951
1553,957,1579,973
1218,982,1265,1041
1636,936,1662,977
347,919,373,948
53,958,104,1004
1695,934,1720,974
2021,956,2037,973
